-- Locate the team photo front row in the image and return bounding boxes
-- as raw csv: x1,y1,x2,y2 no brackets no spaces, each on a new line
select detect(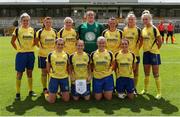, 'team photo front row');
11,10,162,103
